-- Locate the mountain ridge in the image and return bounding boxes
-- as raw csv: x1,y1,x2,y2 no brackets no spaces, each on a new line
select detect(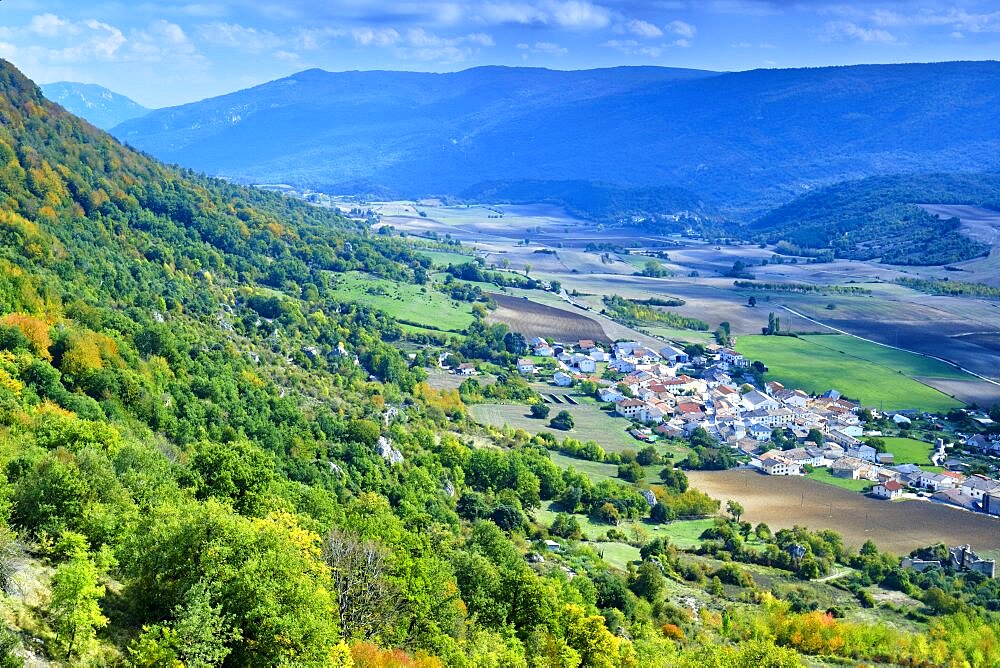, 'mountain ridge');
40,81,150,129
113,61,1000,218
